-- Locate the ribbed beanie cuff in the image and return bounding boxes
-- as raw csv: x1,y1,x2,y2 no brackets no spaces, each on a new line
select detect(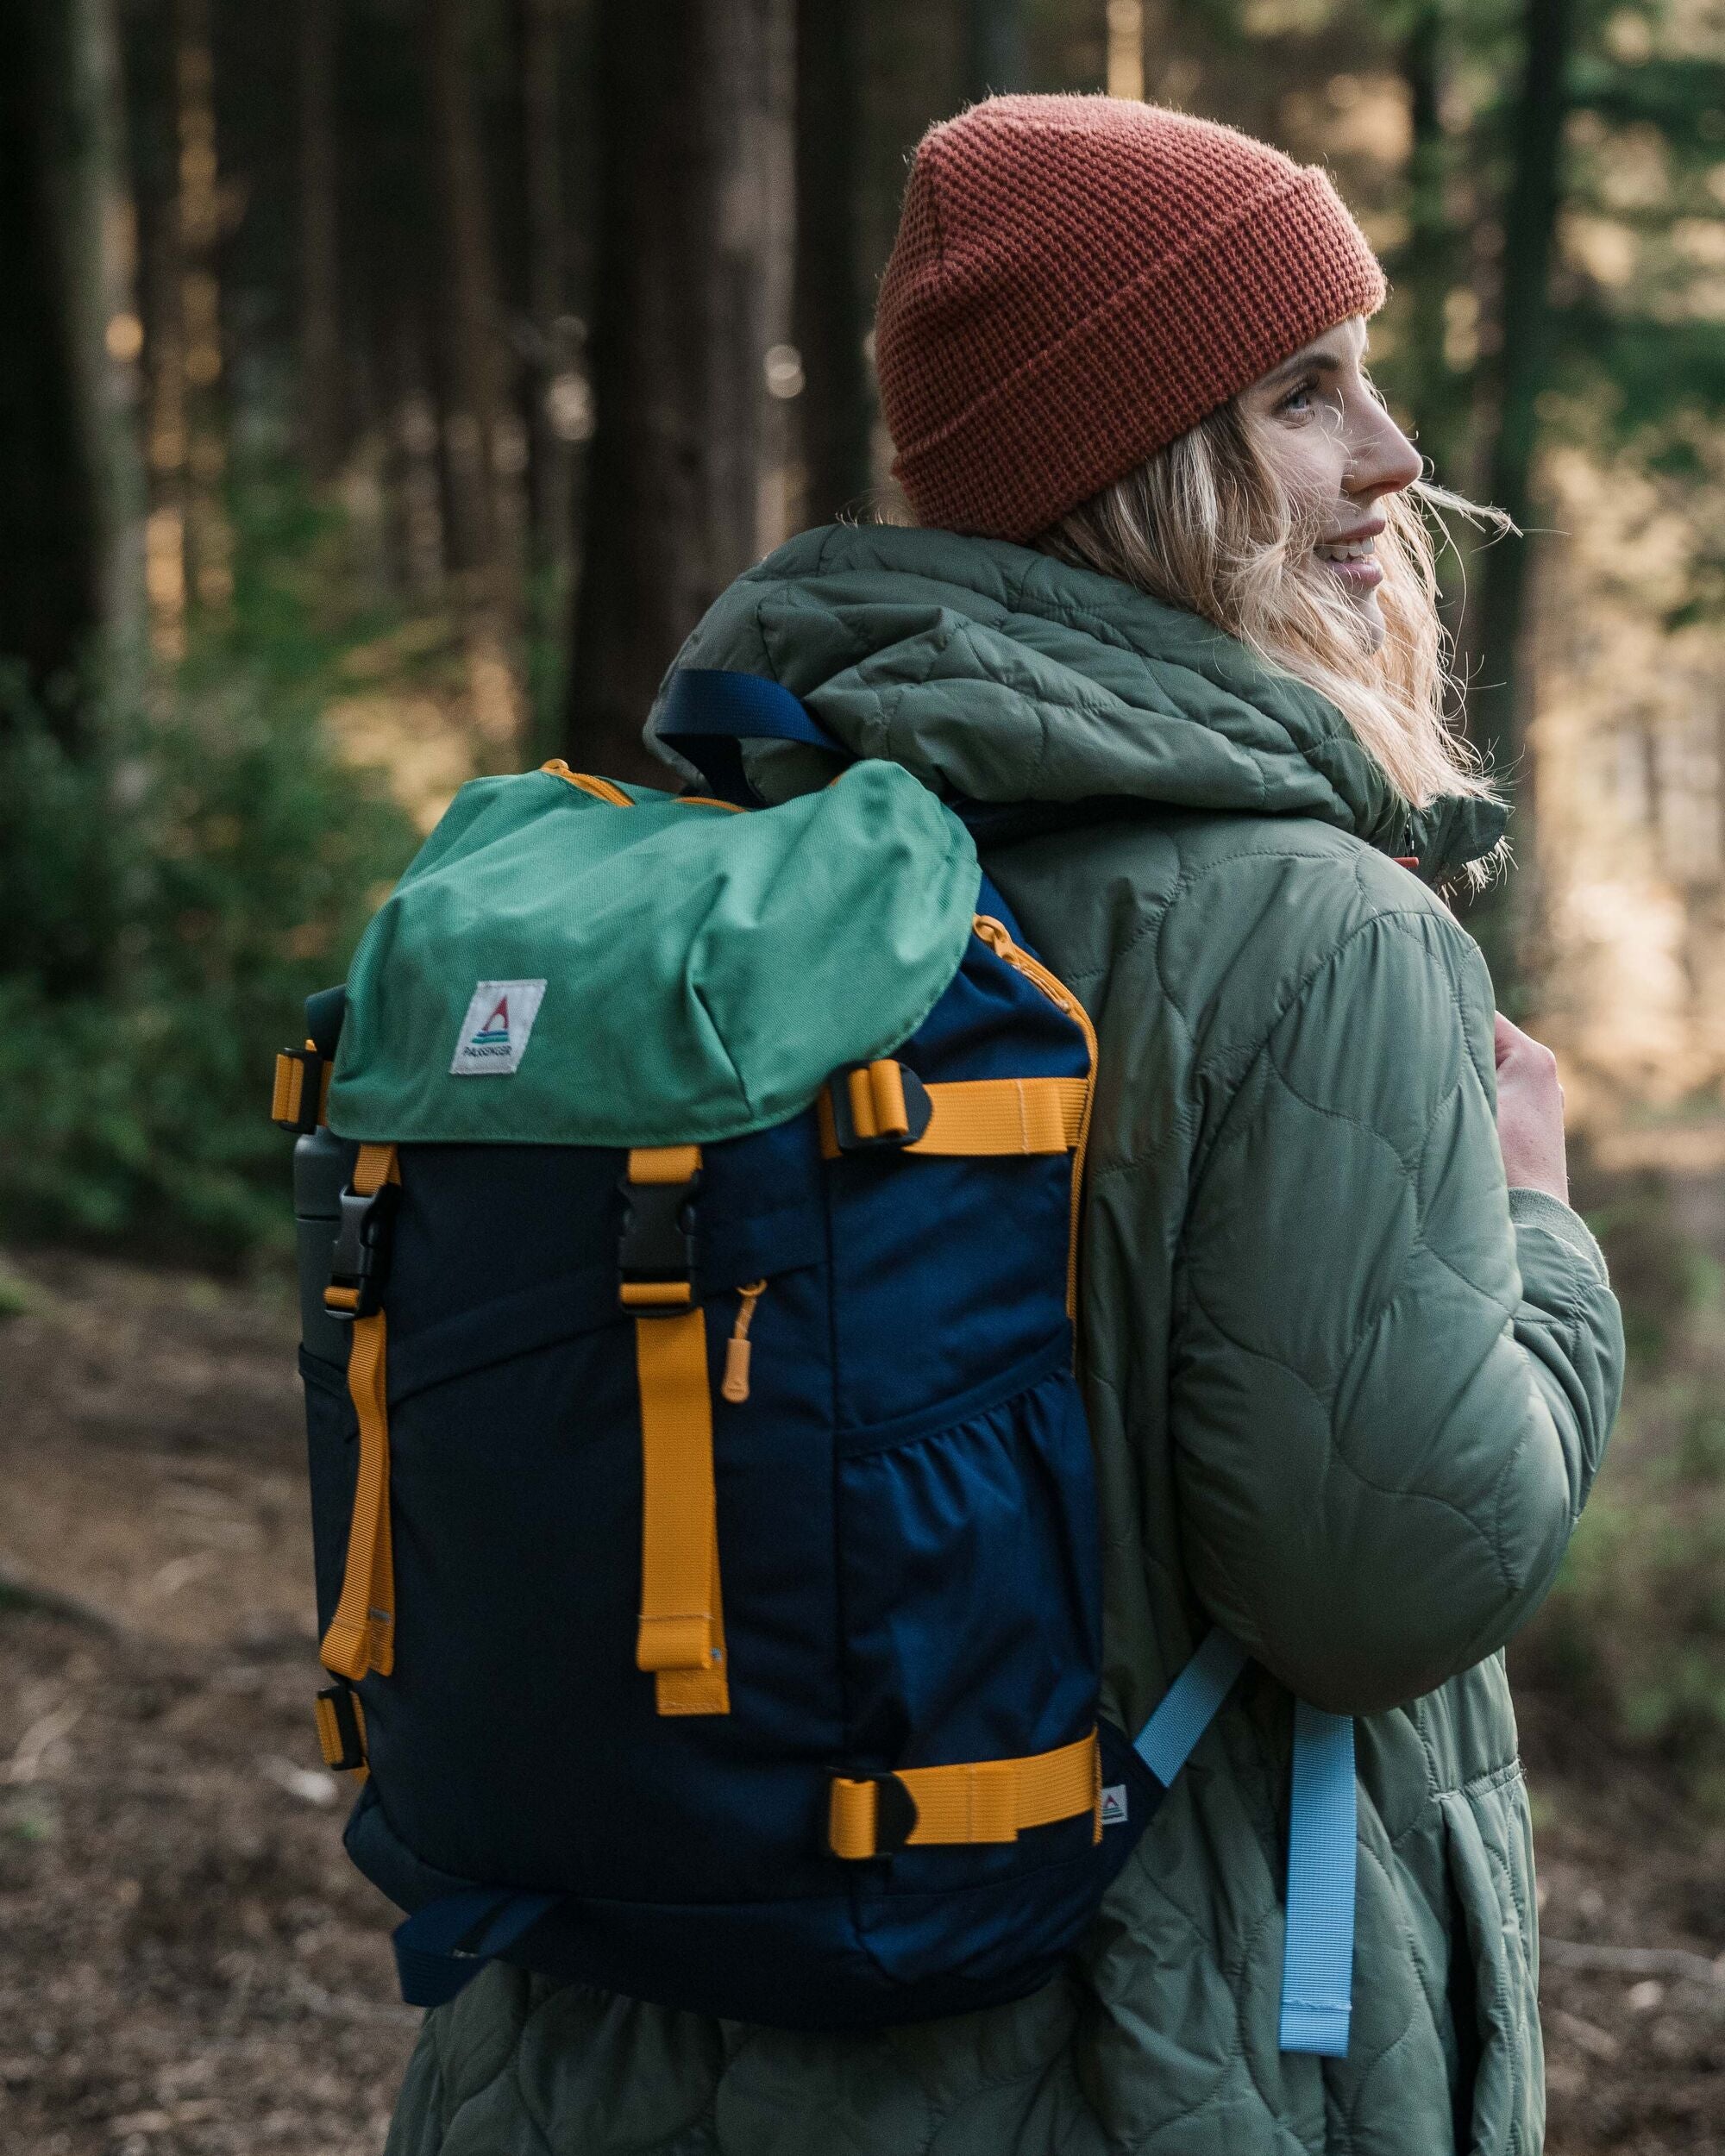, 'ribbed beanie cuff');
875,97,1387,542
